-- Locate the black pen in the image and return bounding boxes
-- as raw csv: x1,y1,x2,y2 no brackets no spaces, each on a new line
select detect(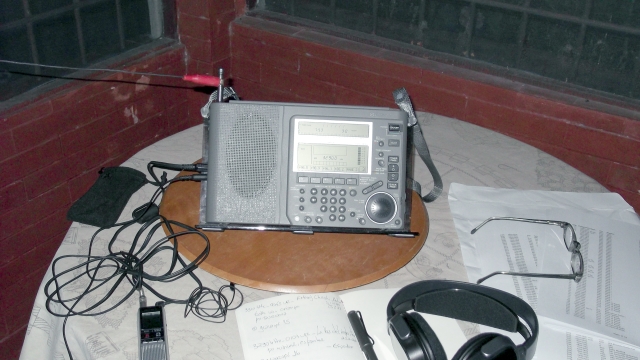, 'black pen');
348,310,378,360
